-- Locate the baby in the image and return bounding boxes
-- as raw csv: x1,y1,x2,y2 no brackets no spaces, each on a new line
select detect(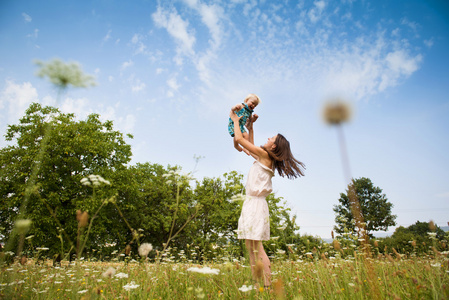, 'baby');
228,93,260,154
